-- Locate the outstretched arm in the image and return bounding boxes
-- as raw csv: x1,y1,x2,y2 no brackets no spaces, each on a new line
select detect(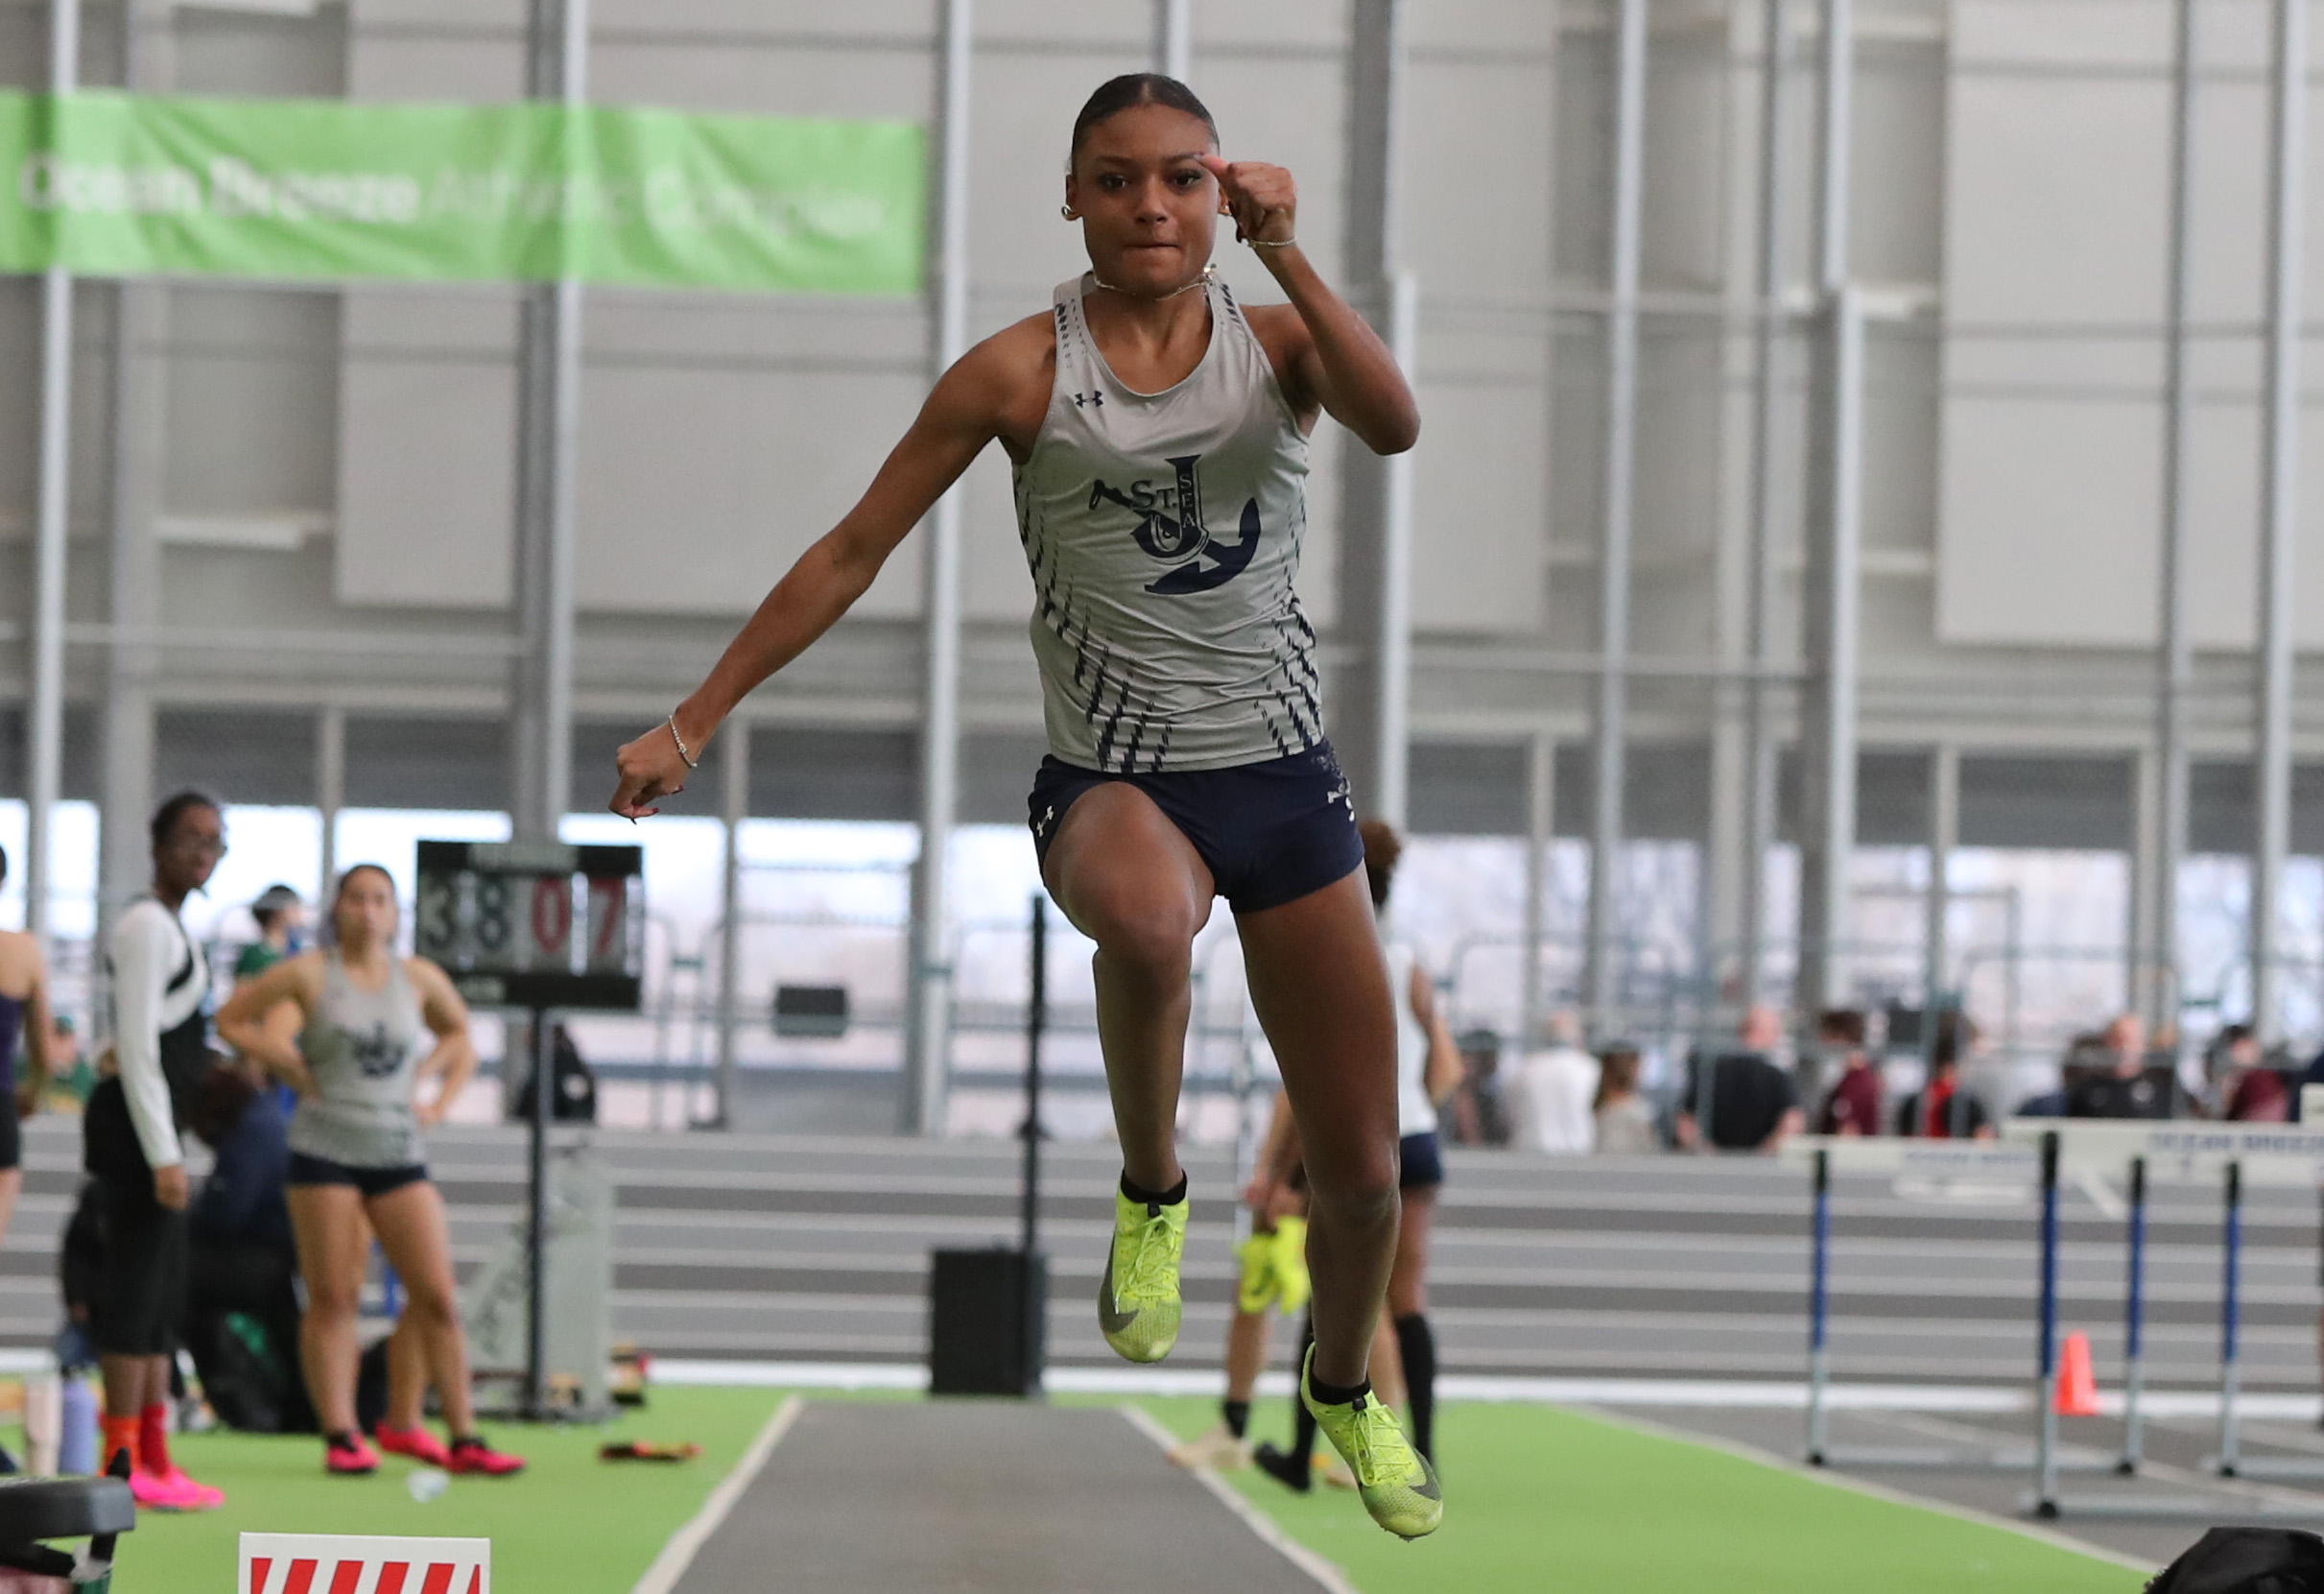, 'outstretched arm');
610,344,1017,817
1203,155,1419,456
